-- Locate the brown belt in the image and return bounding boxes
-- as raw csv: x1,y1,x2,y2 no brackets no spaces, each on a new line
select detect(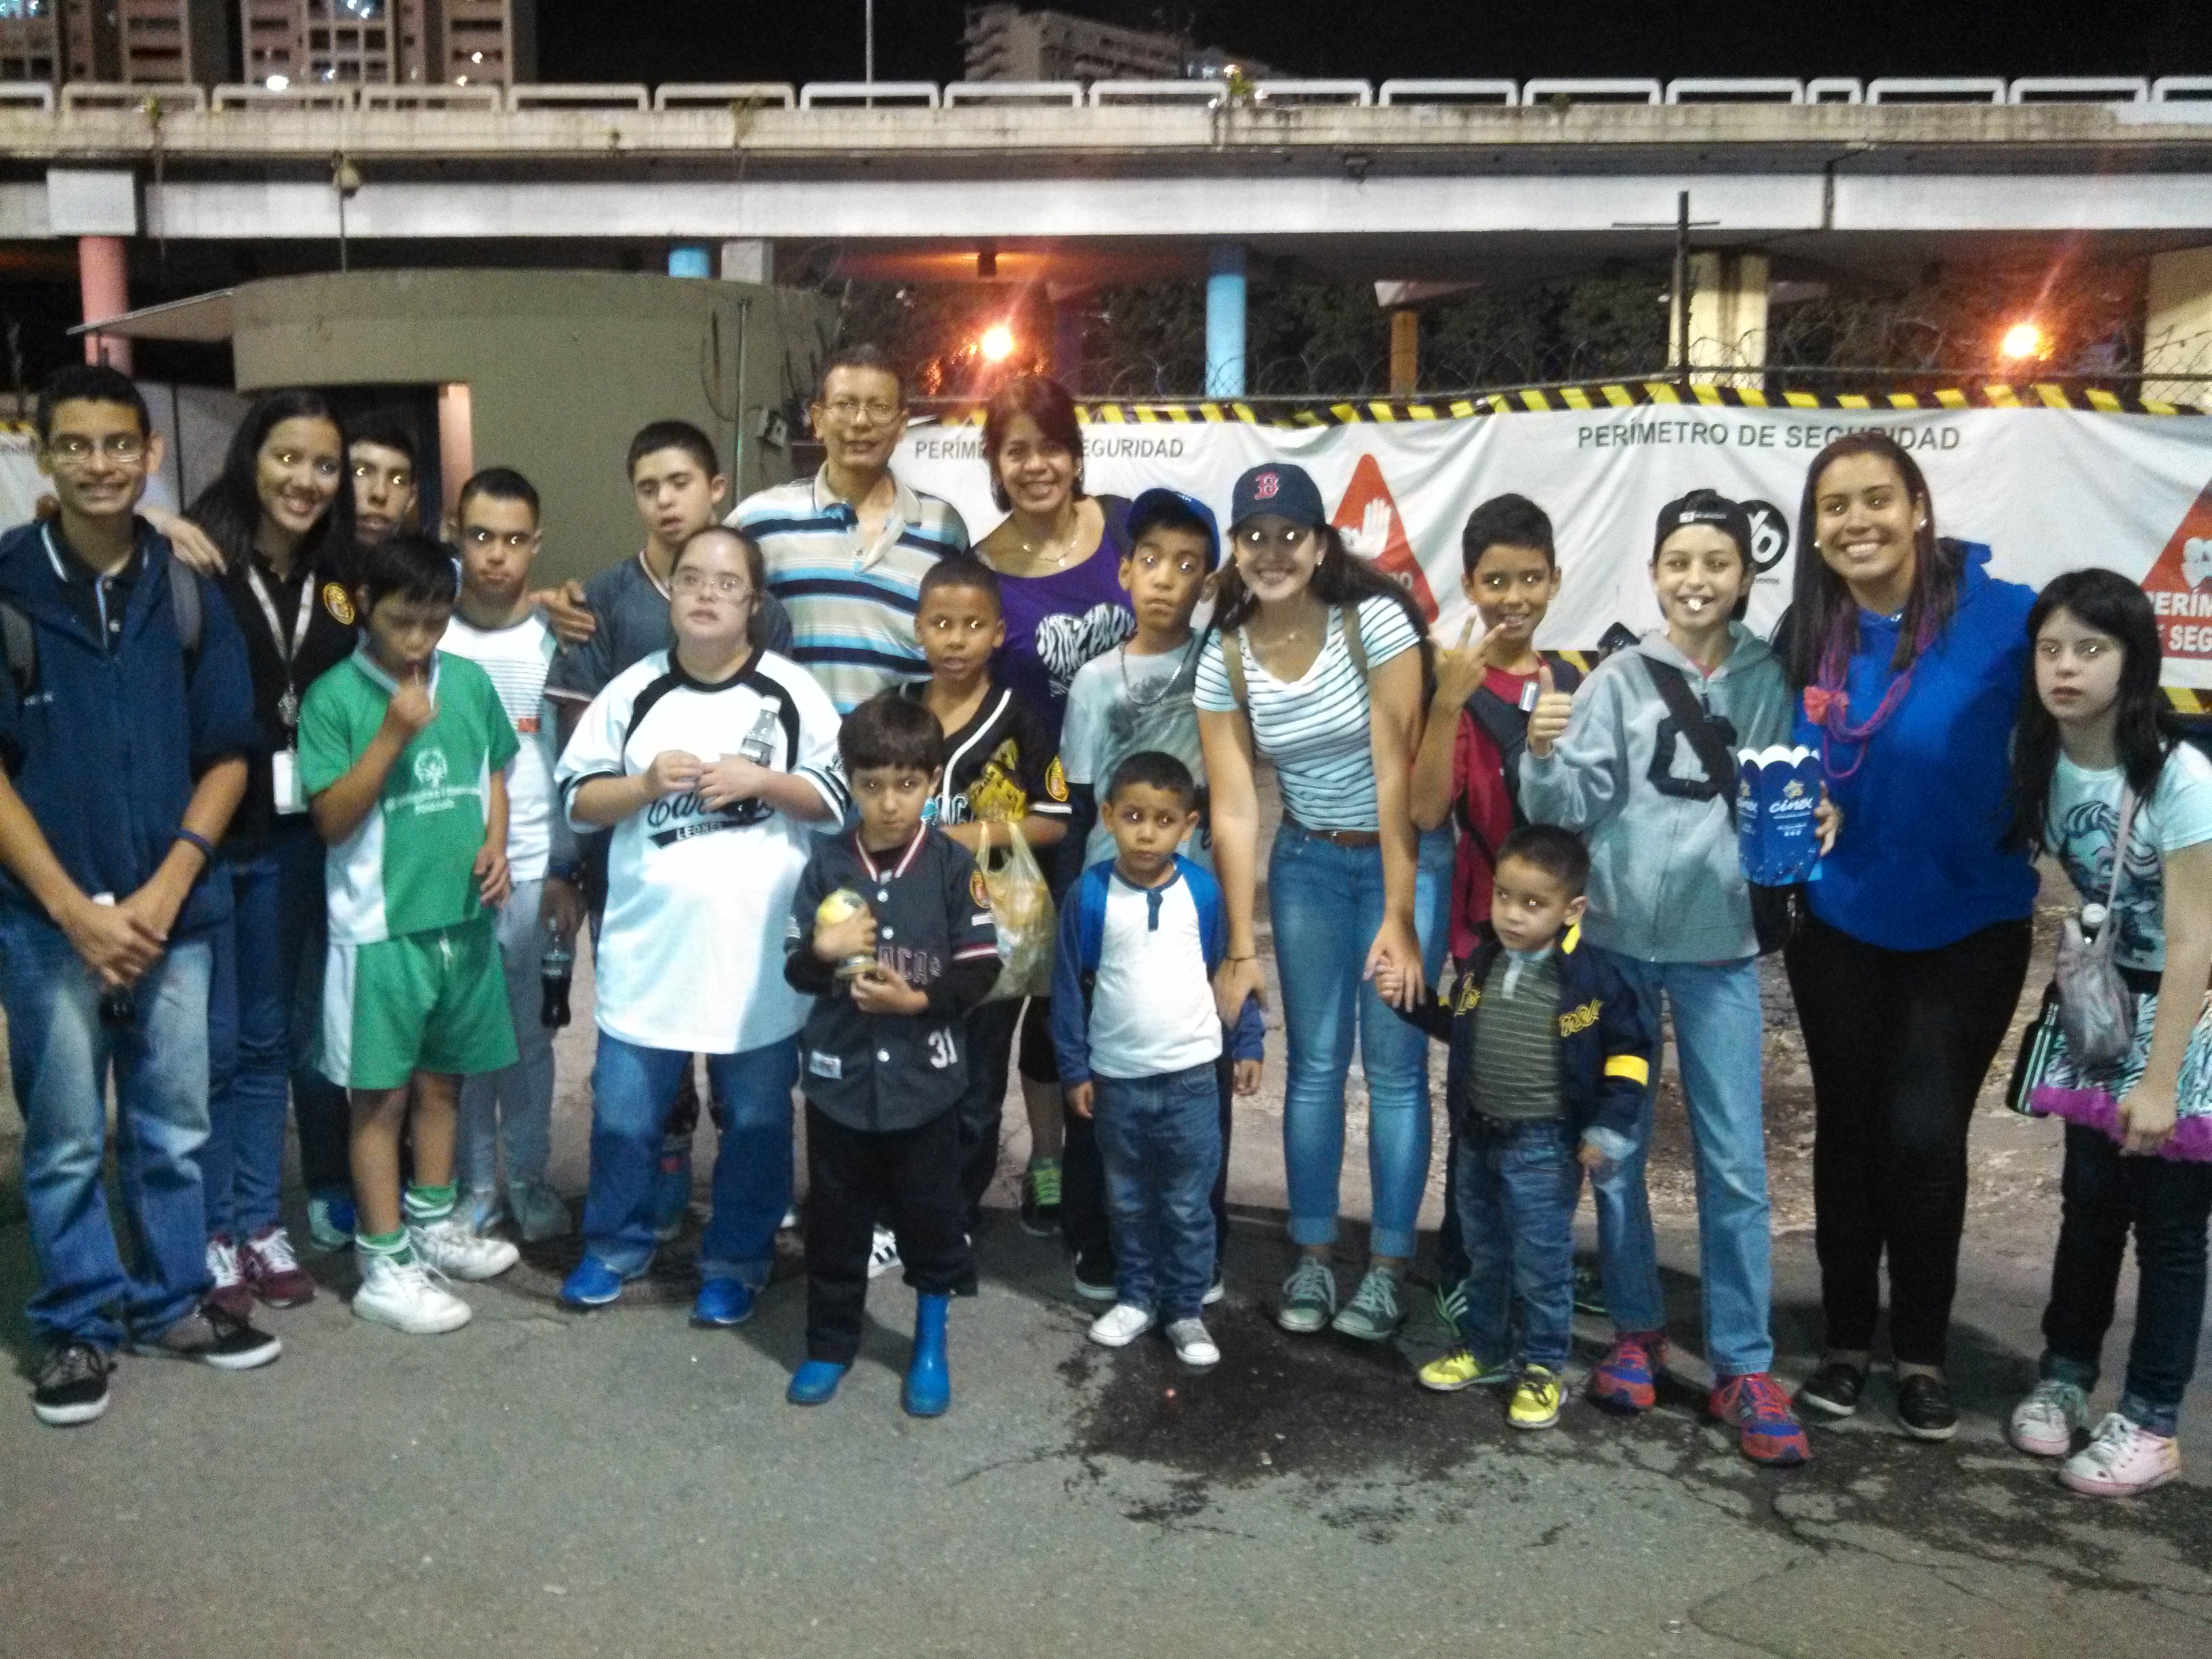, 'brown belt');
1284,814,1381,849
